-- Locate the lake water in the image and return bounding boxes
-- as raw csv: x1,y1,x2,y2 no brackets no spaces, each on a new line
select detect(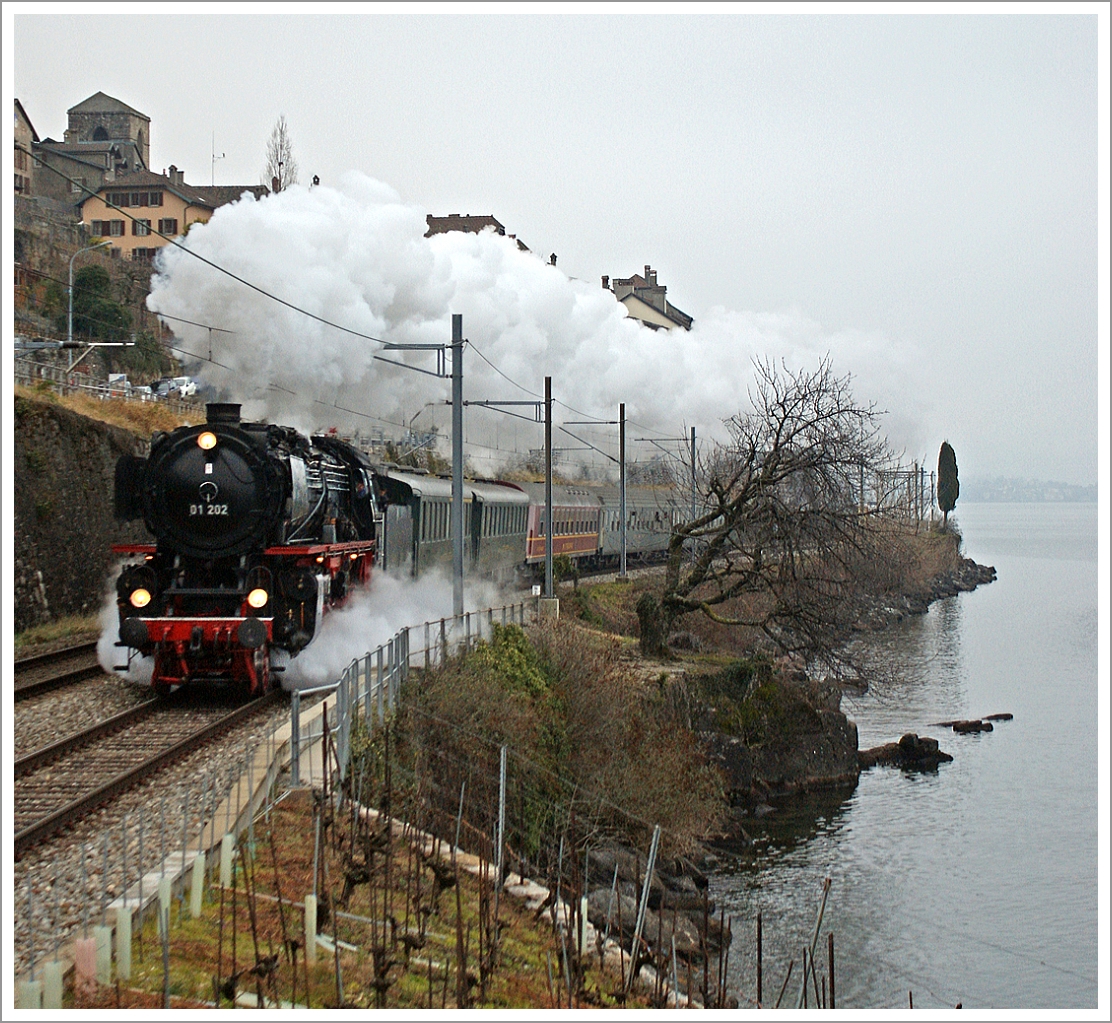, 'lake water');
710,502,1101,1010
